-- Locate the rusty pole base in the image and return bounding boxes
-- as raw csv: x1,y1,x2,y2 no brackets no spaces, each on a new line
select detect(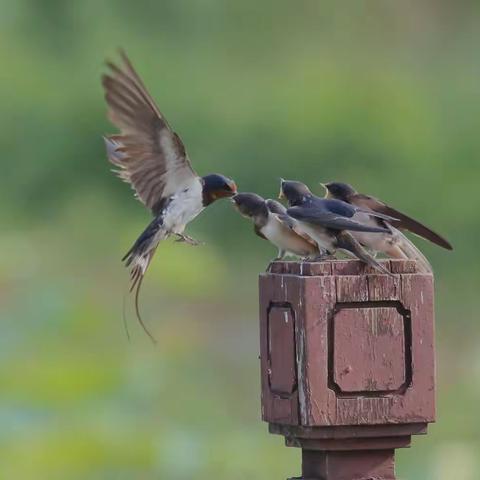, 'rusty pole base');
291,448,396,480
